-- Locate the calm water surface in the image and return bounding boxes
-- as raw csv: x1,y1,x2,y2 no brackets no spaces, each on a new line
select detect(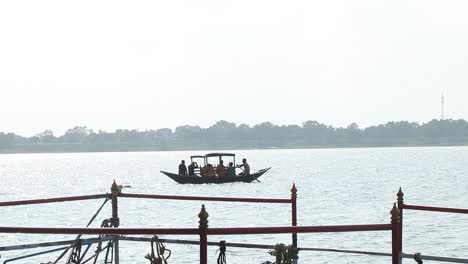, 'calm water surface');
1,147,468,263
